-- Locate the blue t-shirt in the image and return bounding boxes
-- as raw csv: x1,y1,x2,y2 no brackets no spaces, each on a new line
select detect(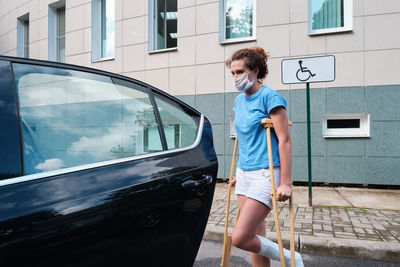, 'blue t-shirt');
233,86,287,170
